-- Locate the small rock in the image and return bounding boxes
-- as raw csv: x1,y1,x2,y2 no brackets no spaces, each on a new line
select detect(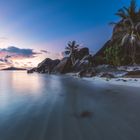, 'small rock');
116,79,121,81
100,72,115,78
122,79,127,82
80,111,93,118
106,78,110,81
